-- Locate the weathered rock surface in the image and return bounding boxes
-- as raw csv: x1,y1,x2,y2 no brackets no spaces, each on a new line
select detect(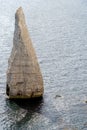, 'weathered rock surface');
6,7,44,98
